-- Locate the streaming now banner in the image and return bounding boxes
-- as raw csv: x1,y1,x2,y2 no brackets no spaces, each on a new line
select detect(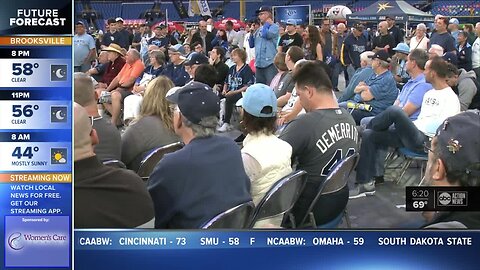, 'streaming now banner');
75,230,480,269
